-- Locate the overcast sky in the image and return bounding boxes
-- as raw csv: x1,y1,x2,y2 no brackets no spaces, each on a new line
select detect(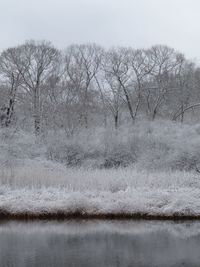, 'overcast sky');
0,0,200,60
